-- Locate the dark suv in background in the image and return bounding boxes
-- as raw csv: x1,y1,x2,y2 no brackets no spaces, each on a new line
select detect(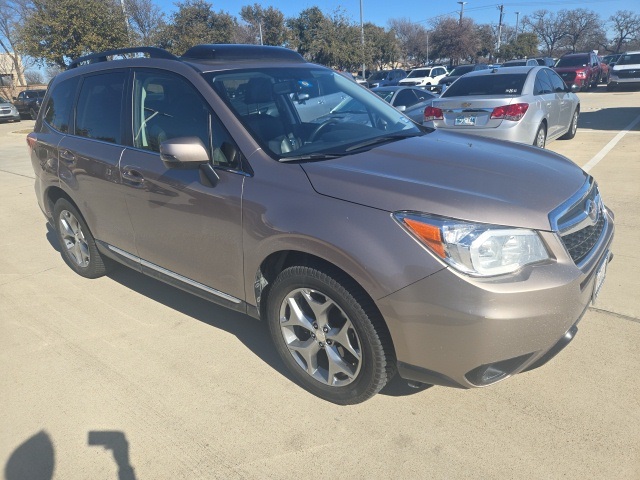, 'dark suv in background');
553,52,602,91
14,89,46,119
28,45,614,404
437,63,489,92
